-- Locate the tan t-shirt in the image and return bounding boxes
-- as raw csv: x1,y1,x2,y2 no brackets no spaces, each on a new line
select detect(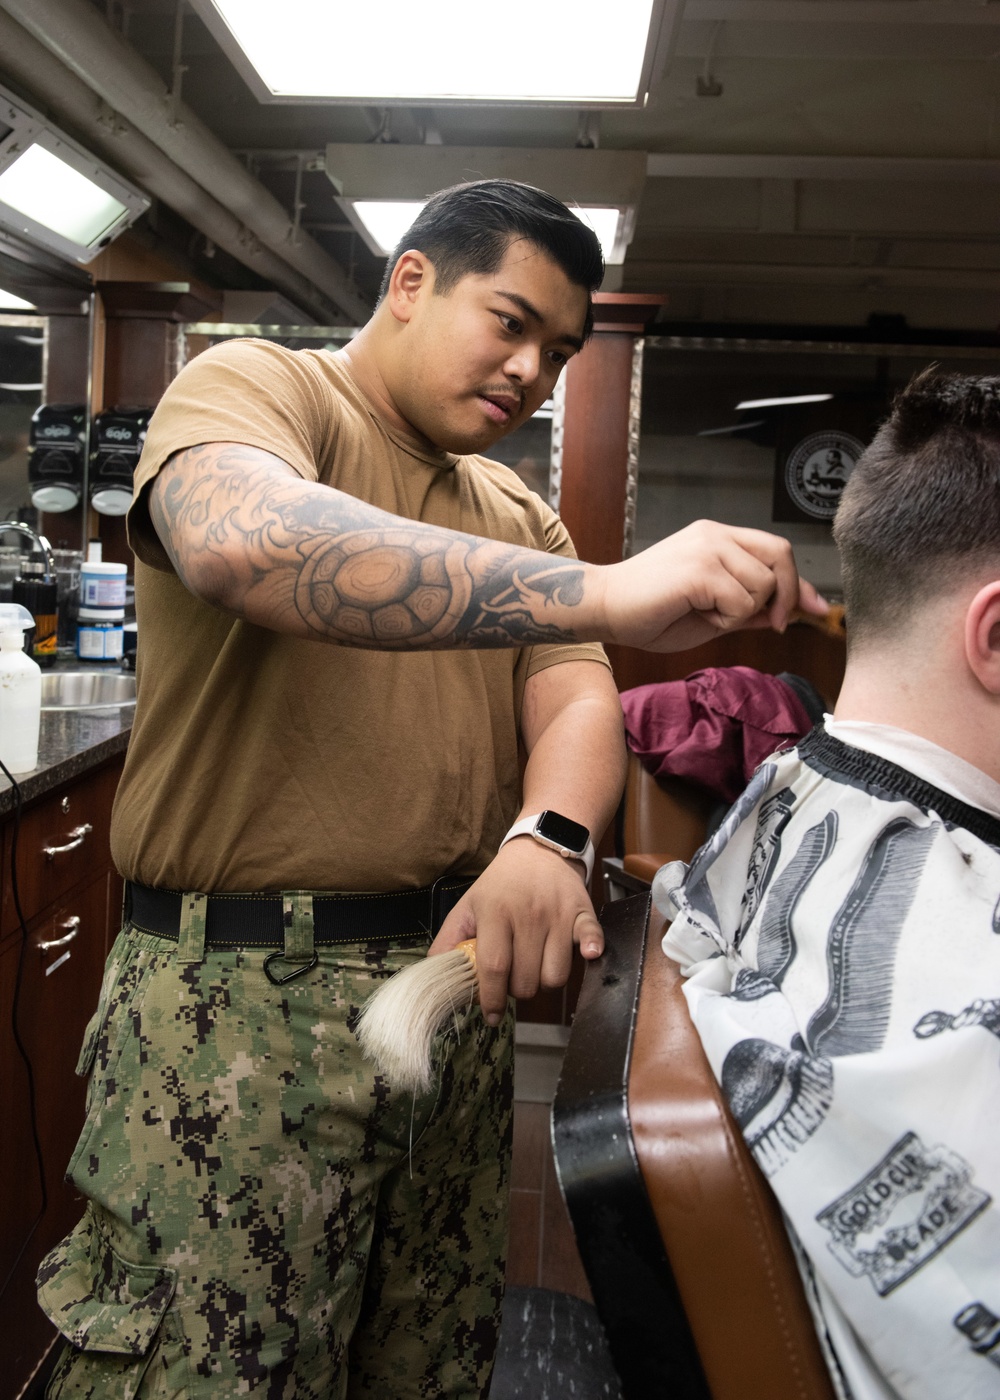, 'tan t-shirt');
111,338,608,892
